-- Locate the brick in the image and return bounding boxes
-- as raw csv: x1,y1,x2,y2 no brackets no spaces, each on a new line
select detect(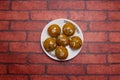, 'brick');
89,43,108,53
0,75,27,80
49,1,85,10
109,12,120,20
87,1,120,10
30,75,67,80
84,32,107,42
10,42,42,53
108,54,120,63
107,44,120,53
0,54,27,63
90,22,120,31
0,21,9,30
76,21,88,31
0,65,7,74
0,1,9,10
70,11,106,21
0,11,29,20
0,42,8,52
109,32,120,42
12,1,46,10
87,64,120,74
70,54,106,64
48,65,85,74
31,11,67,20
28,32,40,41
69,76,107,80
109,76,120,80
0,32,26,41
9,64,45,74
29,54,58,64
11,22,46,31
89,43,120,53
